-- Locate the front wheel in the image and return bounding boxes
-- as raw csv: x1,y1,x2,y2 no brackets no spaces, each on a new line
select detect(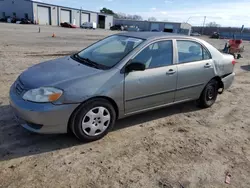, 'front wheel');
198,79,218,108
71,99,116,142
